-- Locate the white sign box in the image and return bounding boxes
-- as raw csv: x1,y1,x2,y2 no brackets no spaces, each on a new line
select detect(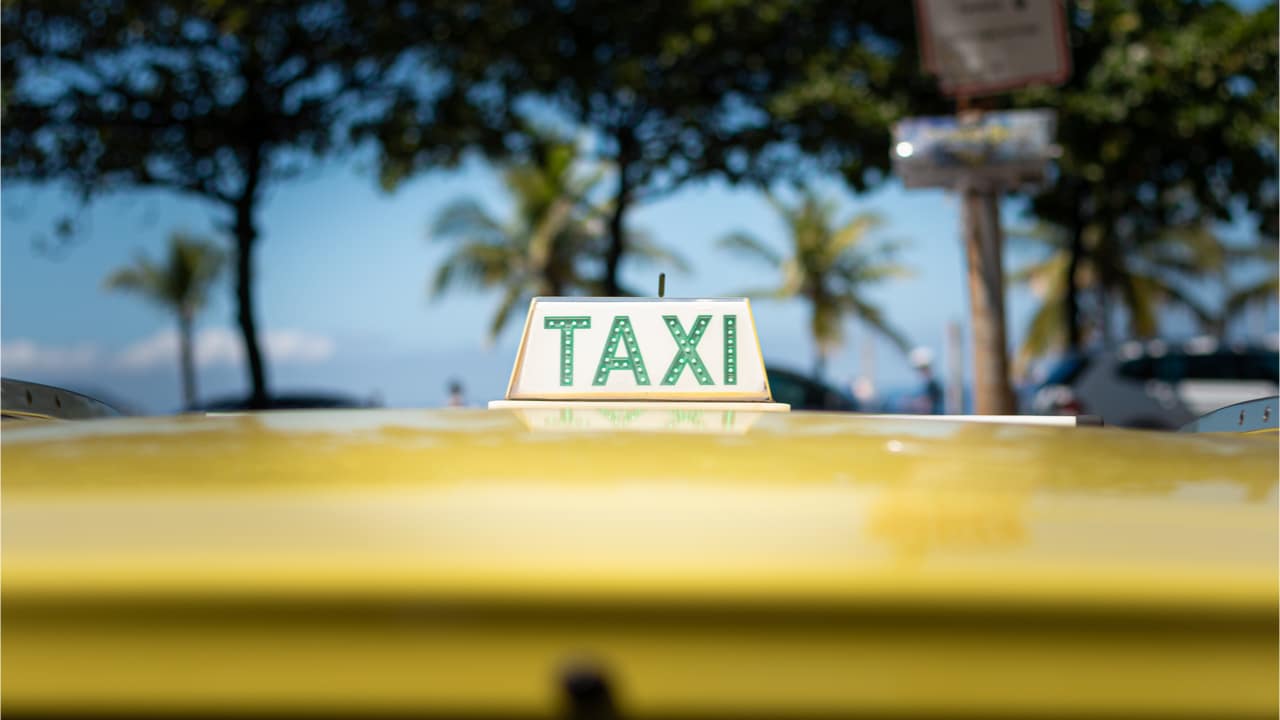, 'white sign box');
915,0,1071,97
892,110,1057,190
502,298,772,401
